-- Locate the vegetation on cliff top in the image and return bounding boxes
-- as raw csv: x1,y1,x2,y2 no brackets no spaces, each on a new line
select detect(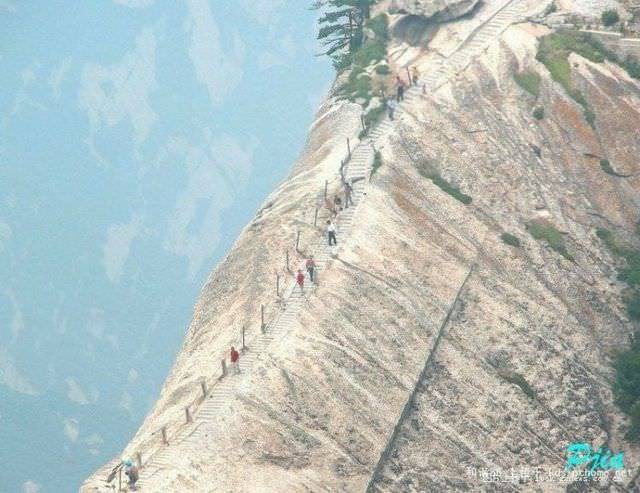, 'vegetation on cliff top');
536,29,640,129
596,228,640,440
